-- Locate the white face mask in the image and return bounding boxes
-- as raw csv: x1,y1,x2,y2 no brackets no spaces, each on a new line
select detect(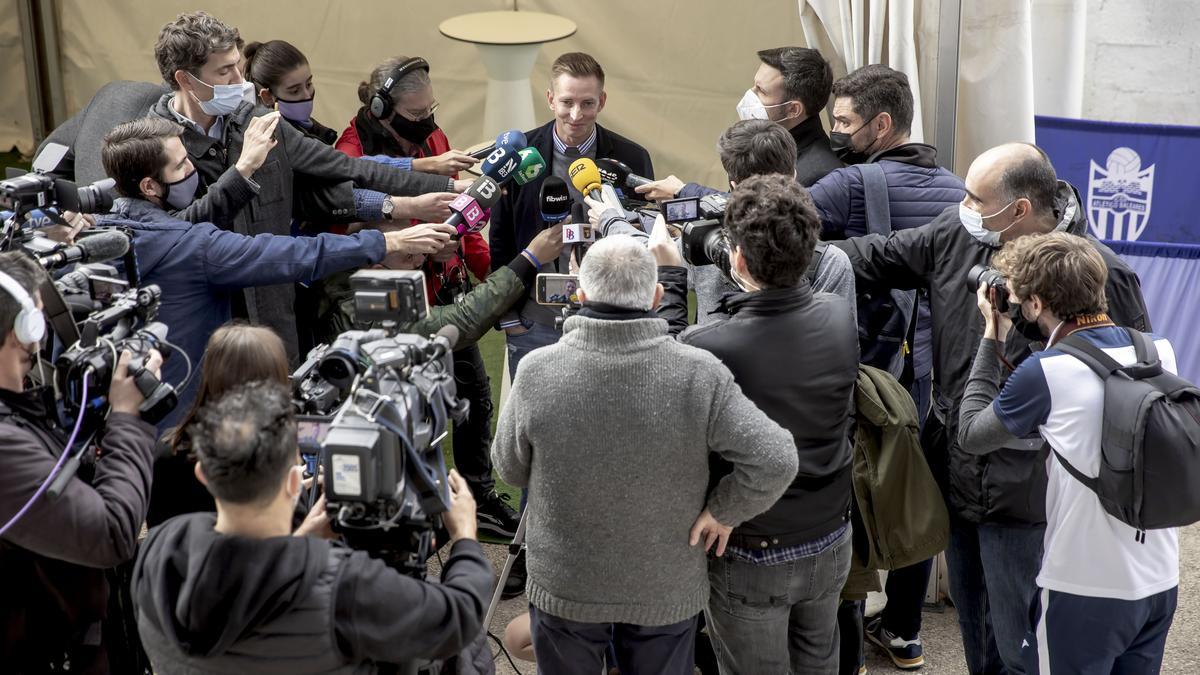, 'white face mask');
959,200,1018,247
735,89,792,122
189,73,255,117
